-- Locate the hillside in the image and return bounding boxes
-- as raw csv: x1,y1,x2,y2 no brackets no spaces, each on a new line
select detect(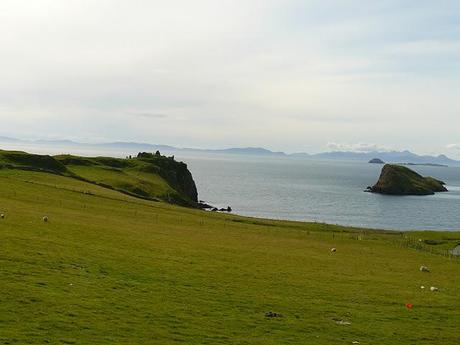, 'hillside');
0,153,459,344
0,150,198,207
368,164,448,195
